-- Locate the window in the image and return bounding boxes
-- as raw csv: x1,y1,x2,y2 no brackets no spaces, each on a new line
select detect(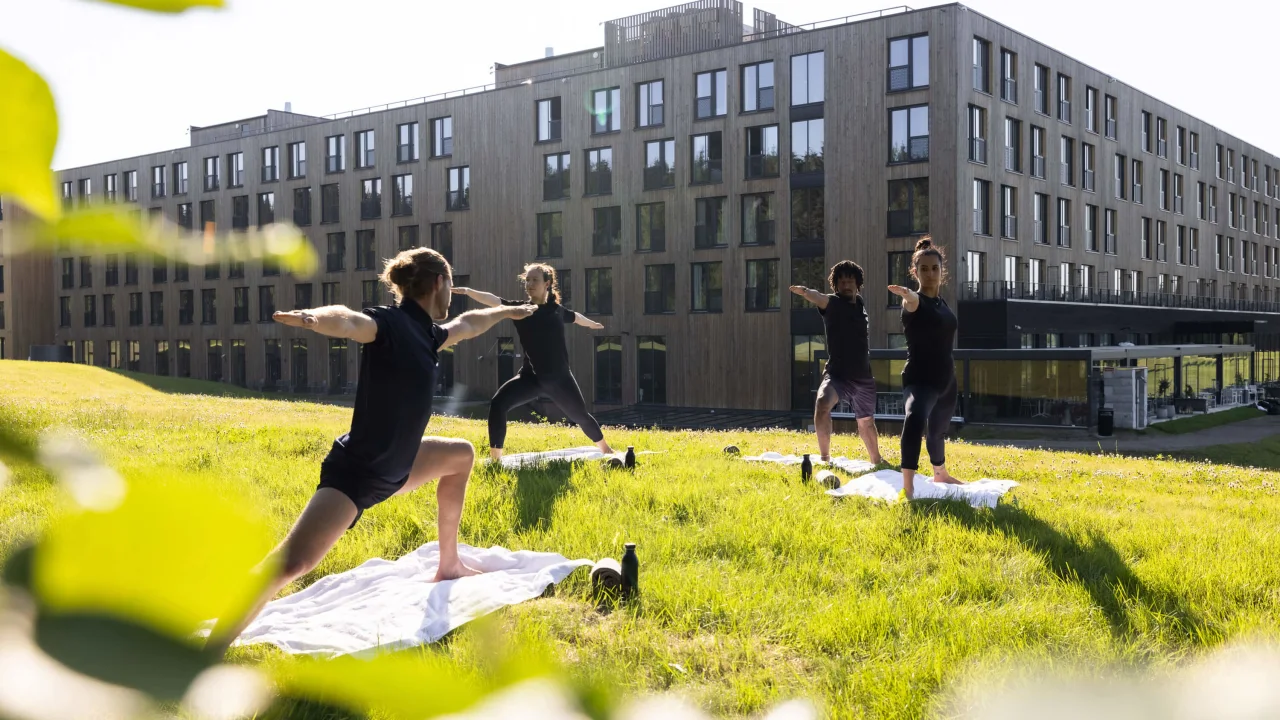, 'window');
544,152,570,201
355,230,375,270
178,289,194,325
694,197,726,248
887,178,928,236
361,178,382,219
742,61,775,112
62,181,72,209
792,187,824,242
396,122,419,163
791,119,824,174
591,87,621,134
326,232,345,273
1229,193,1238,229
84,295,97,327
75,177,92,206
1114,154,1127,200
1105,206,1116,253
361,280,380,309
151,165,166,198
695,69,727,118
690,133,722,184
890,105,929,163
745,259,780,311
746,124,780,177
175,202,192,230
226,152,244,188
293,187,312,226
325,135,345,173
1196,181,1206,220
537,212,563,258
888,34,928,91
149,291,164,326
267,340,284,389
1156,117,1168,158
971,180,991,236
1033,64,1049,114
1056,73,1071,123
153,258,167,284
288,142,306,178
430,223,452,262
594,337,622,403
125,253,138,285
637,81,664,127
586,268,613,315
691,261,722,312
354,130,375,168
1189,131,1200,169
322,282,340,305
1033,193,1049,245
1083,86,1098,133
557,270,571,307
1176,224,1187,265
972,37,990,93
643,264,676,314
888,252,913,305
1209,186,1218,223
1228,148,1236,183
585,147,614,194
1000,48,1017,102
791,52,824,105
1132,159,1144,204
1030,125,1046,178
206,340,223,382
967,105,987,163
1001,185,1017,239
1057,197,1071,247
104,255,119,286
59,296,72,327
791,256,825,308
1173,173,1184,214
233,286,250,323
103,294,115,326
128,292,142,326
1060,136,1074,186
644,139,676,189
79,256,92,287
1003,117,1021,172
123,170,137,202
173,162,187,194
446,166,470,210
232,195,249,230
392,174,414,216
592,206,622,255
1085,204,1099,252
742,193,775,246
202,289,216,324
431,117,453,157
320,184,339,224
257,192,275,226
636,202,665,252
259,146,279,183
1141,217,1153,259
537,97,562,142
